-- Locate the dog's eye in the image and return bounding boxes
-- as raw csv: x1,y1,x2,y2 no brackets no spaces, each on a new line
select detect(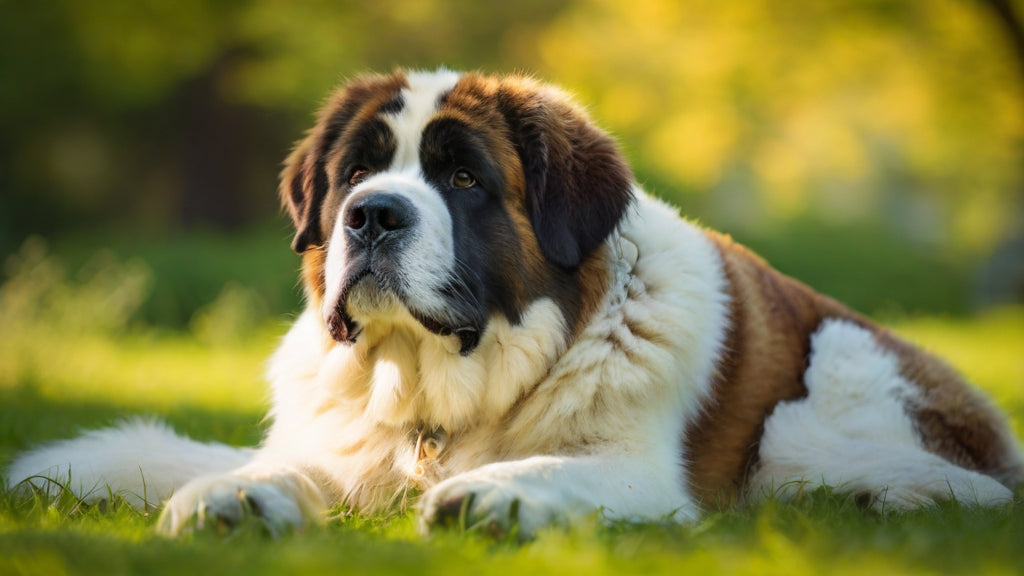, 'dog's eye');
451,169,476,189
349,166,371,186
